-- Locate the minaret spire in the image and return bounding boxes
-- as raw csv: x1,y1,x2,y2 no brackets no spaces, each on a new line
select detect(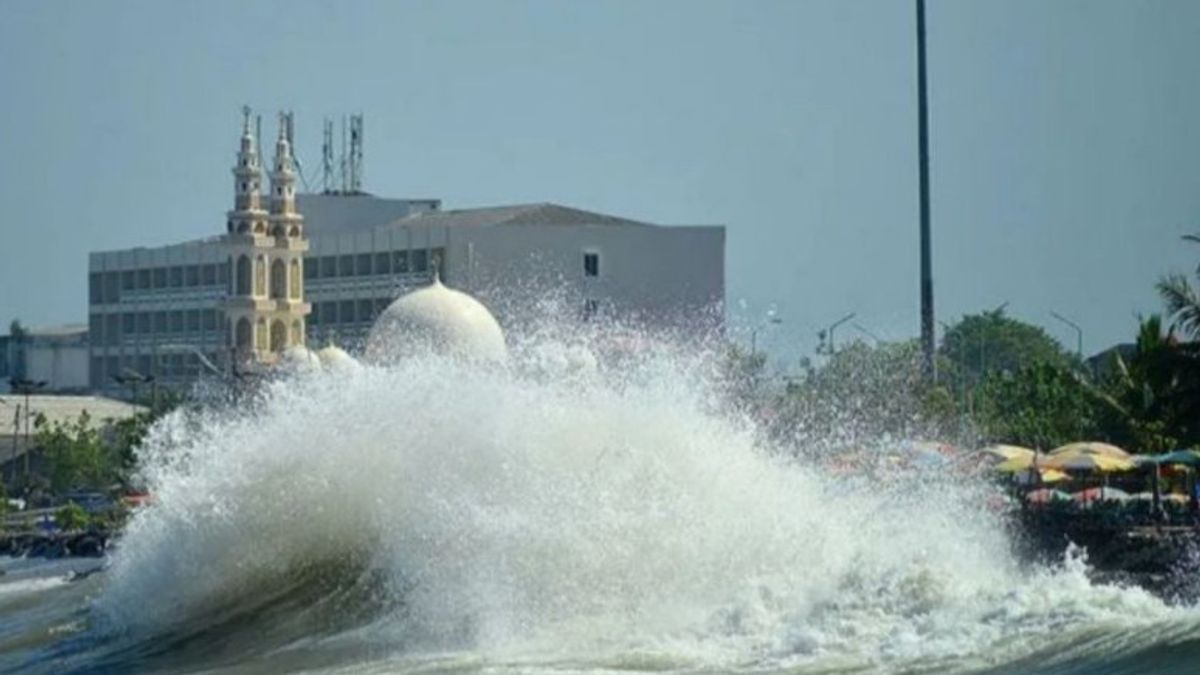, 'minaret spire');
269,110,303,238
228,105,266,234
